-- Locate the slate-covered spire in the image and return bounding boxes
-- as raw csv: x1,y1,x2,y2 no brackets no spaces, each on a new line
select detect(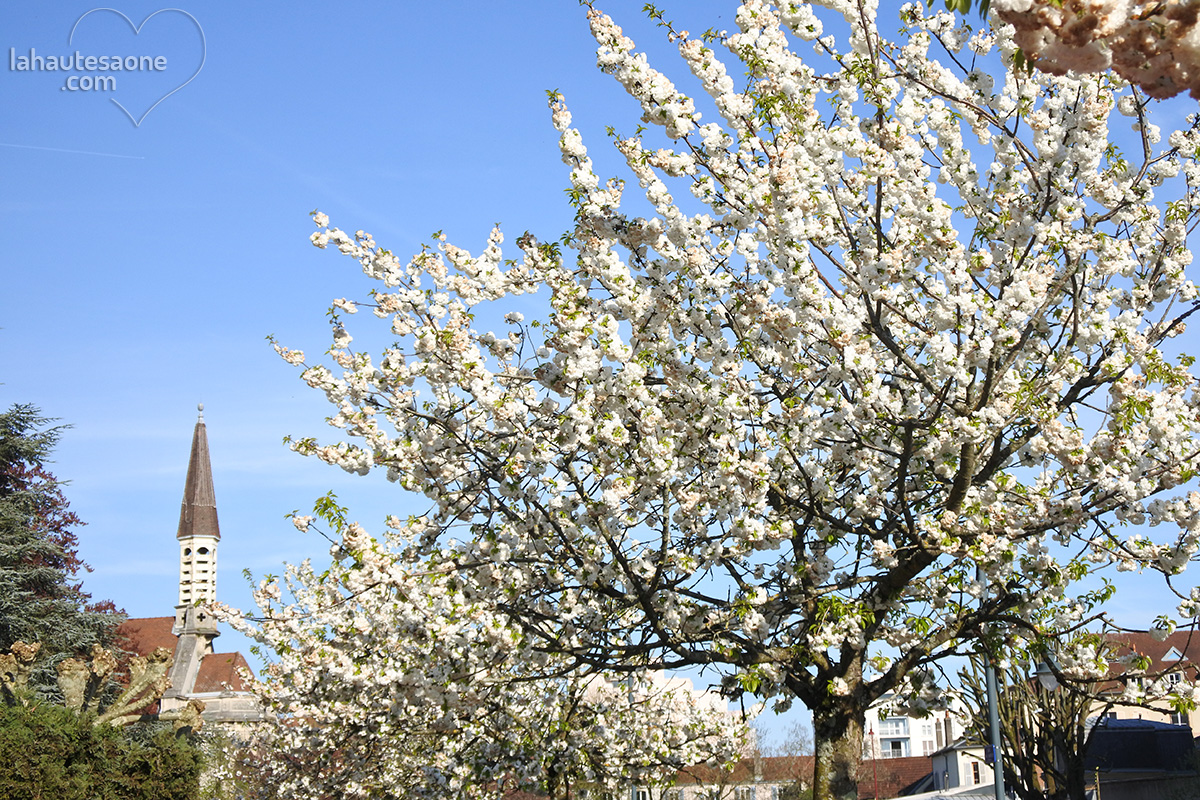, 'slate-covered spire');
177,403,220,541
